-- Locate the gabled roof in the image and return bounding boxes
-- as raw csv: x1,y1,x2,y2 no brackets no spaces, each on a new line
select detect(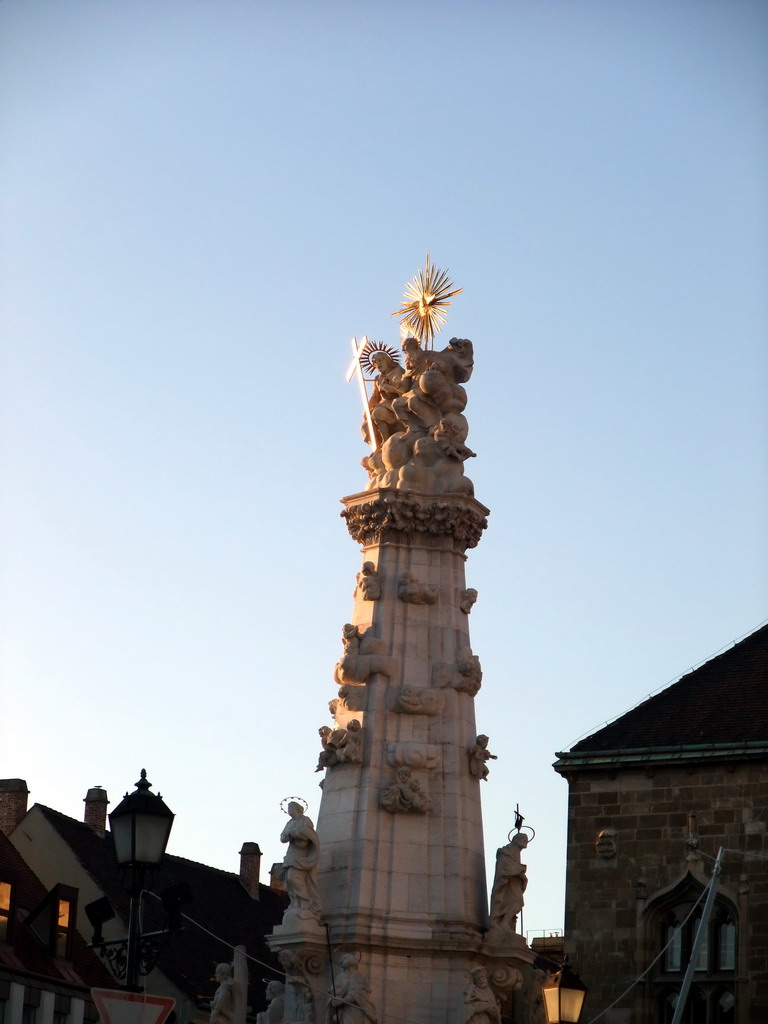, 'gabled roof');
0,831,115,993
556,623,768,763
33,806,287,1016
